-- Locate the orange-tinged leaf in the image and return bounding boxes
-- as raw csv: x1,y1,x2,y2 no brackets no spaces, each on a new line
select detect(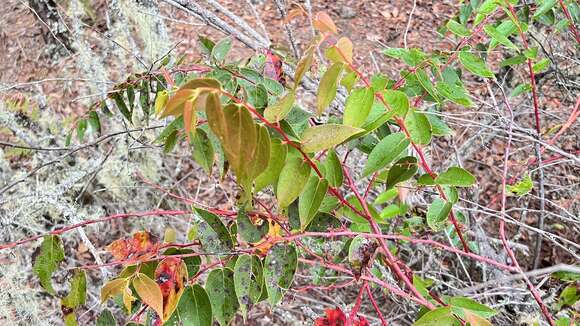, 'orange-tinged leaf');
313,12,337,34
465,311,492,326
106,231,159,262
253,221,283,254
100,278,129,303
326,37,353,64
161,89,198,118
183,98,197,141
294,40,318,89
133,273,164,319
154,257,188,321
